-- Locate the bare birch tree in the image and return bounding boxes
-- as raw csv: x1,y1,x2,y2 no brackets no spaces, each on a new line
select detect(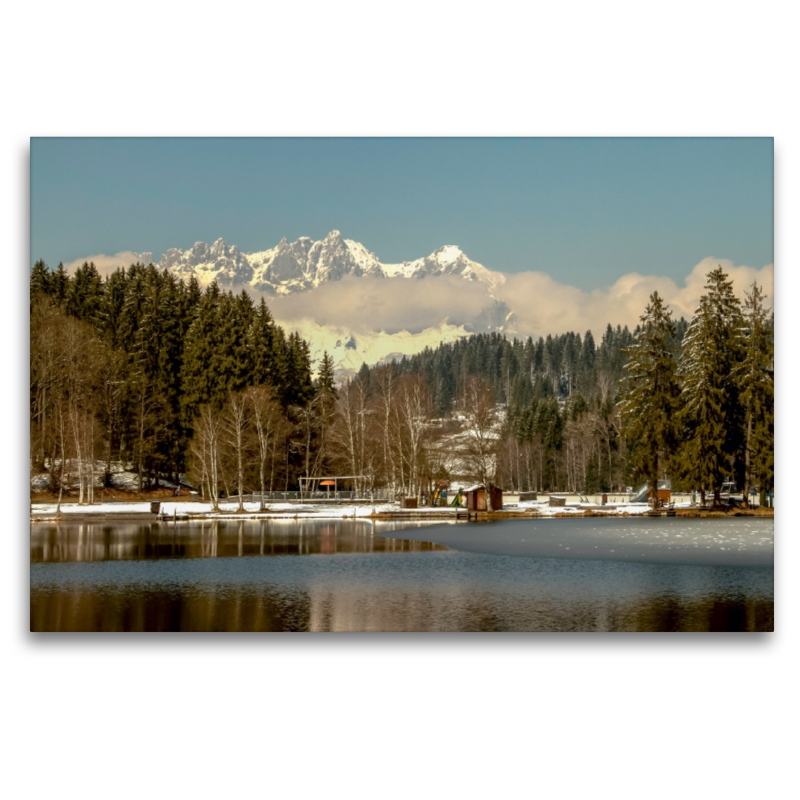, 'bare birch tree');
396,375,433,500
222,391,250,512
189,405,222,511
247,385,285,510
331,378,376,494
